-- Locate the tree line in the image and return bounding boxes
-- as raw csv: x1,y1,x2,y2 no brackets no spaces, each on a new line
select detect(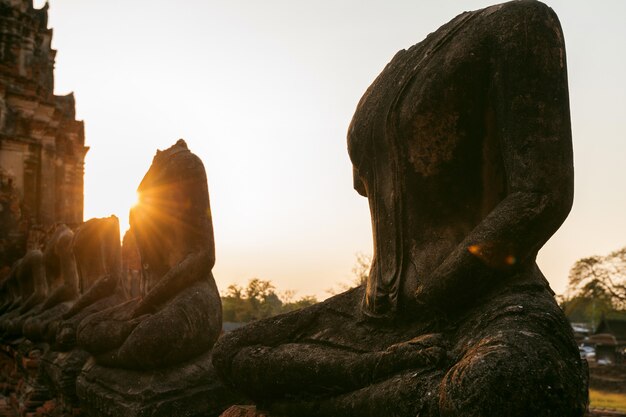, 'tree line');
222,249,626,327
221,278,318,323
560,246,626,327
221,253,372,323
